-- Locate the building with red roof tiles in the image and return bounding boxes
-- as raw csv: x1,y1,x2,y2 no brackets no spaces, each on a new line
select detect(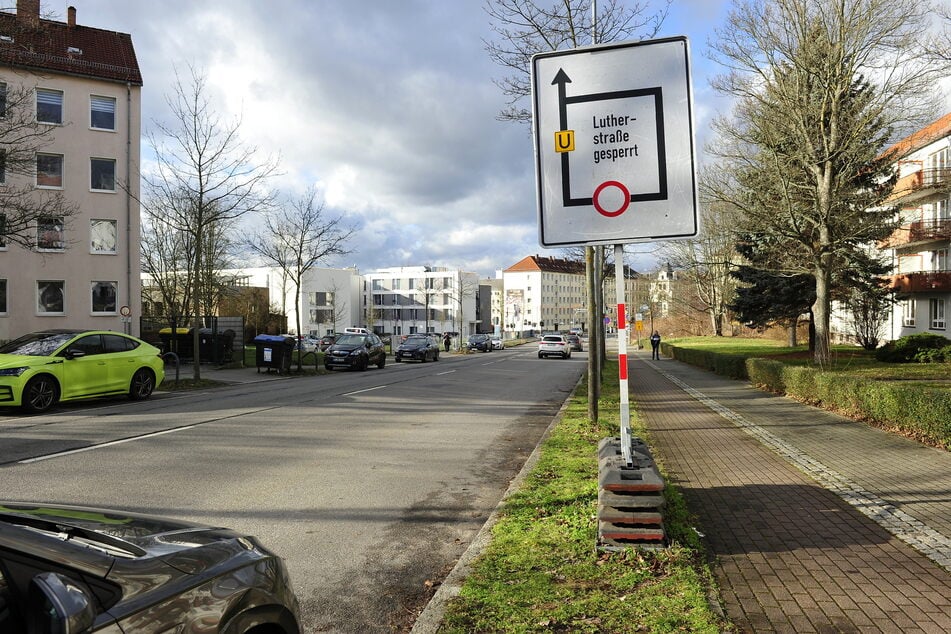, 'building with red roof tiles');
502,254,639,336
0,1,143,340
877,113,950,342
